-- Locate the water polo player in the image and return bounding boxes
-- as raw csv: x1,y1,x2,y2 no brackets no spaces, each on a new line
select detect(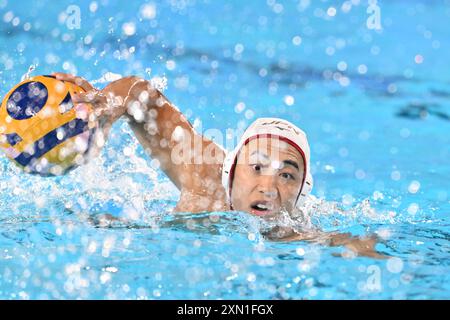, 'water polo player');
53,73,311,216
52,72,386,258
